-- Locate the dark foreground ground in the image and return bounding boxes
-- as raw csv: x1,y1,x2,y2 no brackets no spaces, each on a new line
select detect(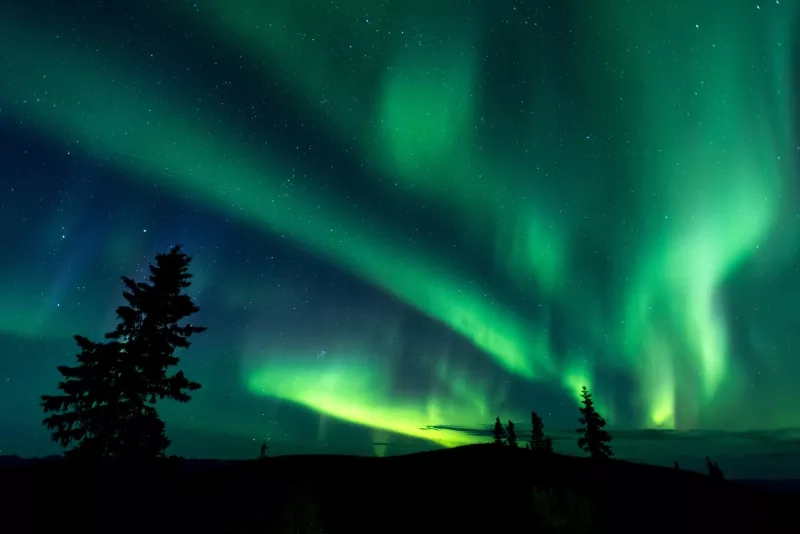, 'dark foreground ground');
1,445,797,533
